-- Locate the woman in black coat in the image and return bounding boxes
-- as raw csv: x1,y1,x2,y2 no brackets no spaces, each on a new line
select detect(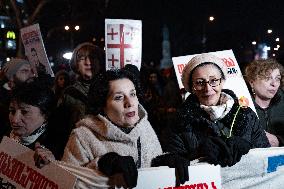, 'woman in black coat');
164,53,270,167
